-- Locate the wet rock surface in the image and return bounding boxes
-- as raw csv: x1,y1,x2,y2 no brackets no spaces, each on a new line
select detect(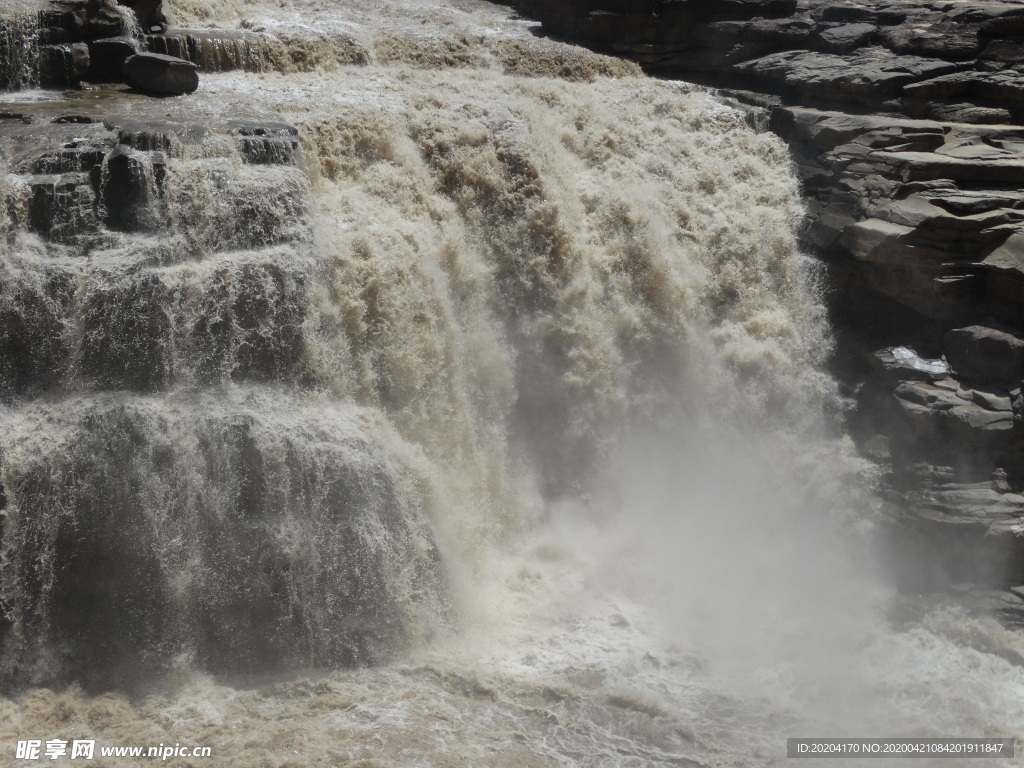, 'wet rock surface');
0,106,311,396
118,0,167,34
123,51,198,94
87,35,139,82
507,0,1024,596
20,0,234,90
22,0,301,90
